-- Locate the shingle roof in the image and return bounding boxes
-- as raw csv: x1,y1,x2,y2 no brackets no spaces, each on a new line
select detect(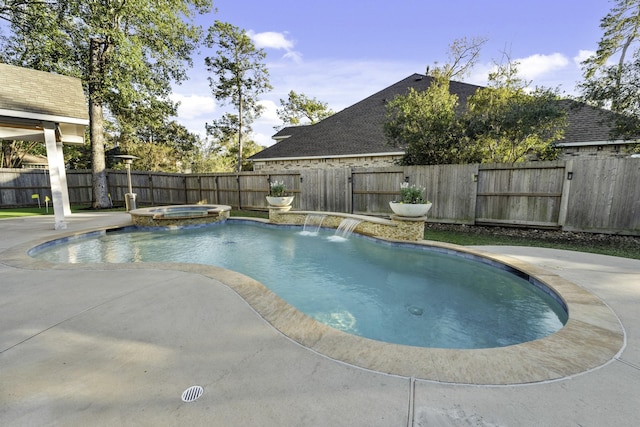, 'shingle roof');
251,73,623,161
0,63,88,121
251,74,474,160
272,125,309,141
559,100,620,143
